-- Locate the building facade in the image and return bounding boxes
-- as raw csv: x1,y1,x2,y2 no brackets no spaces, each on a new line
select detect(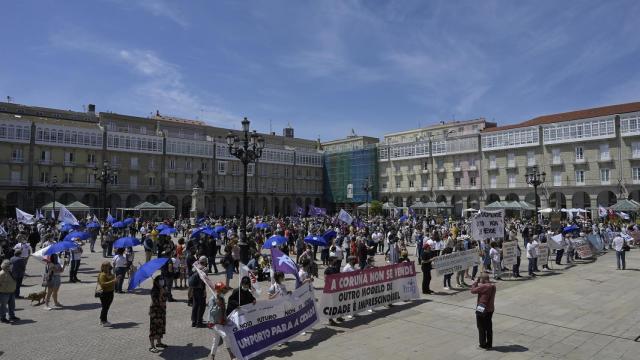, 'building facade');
321,134,379,212
378,102,640,219
0,102,323,218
